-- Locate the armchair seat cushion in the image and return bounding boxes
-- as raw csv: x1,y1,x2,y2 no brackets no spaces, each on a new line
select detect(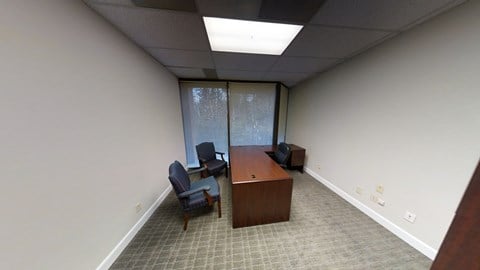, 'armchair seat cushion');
205,159,227,174
188,176,220,209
